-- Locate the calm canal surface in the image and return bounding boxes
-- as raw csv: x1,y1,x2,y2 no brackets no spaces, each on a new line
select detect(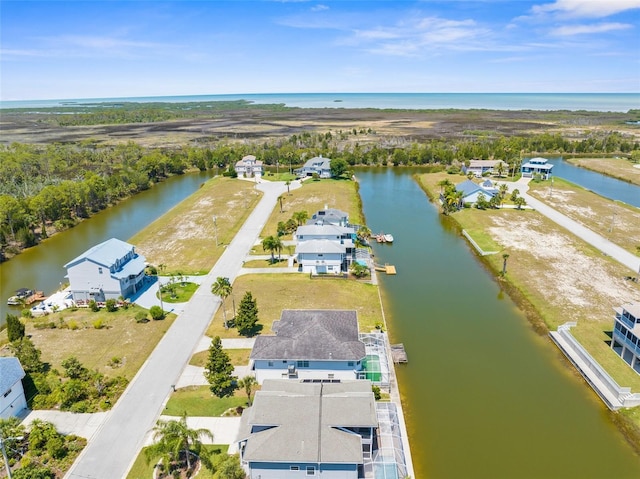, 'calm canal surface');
0,171,214,325
356,168,640,479
545,157,640,208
